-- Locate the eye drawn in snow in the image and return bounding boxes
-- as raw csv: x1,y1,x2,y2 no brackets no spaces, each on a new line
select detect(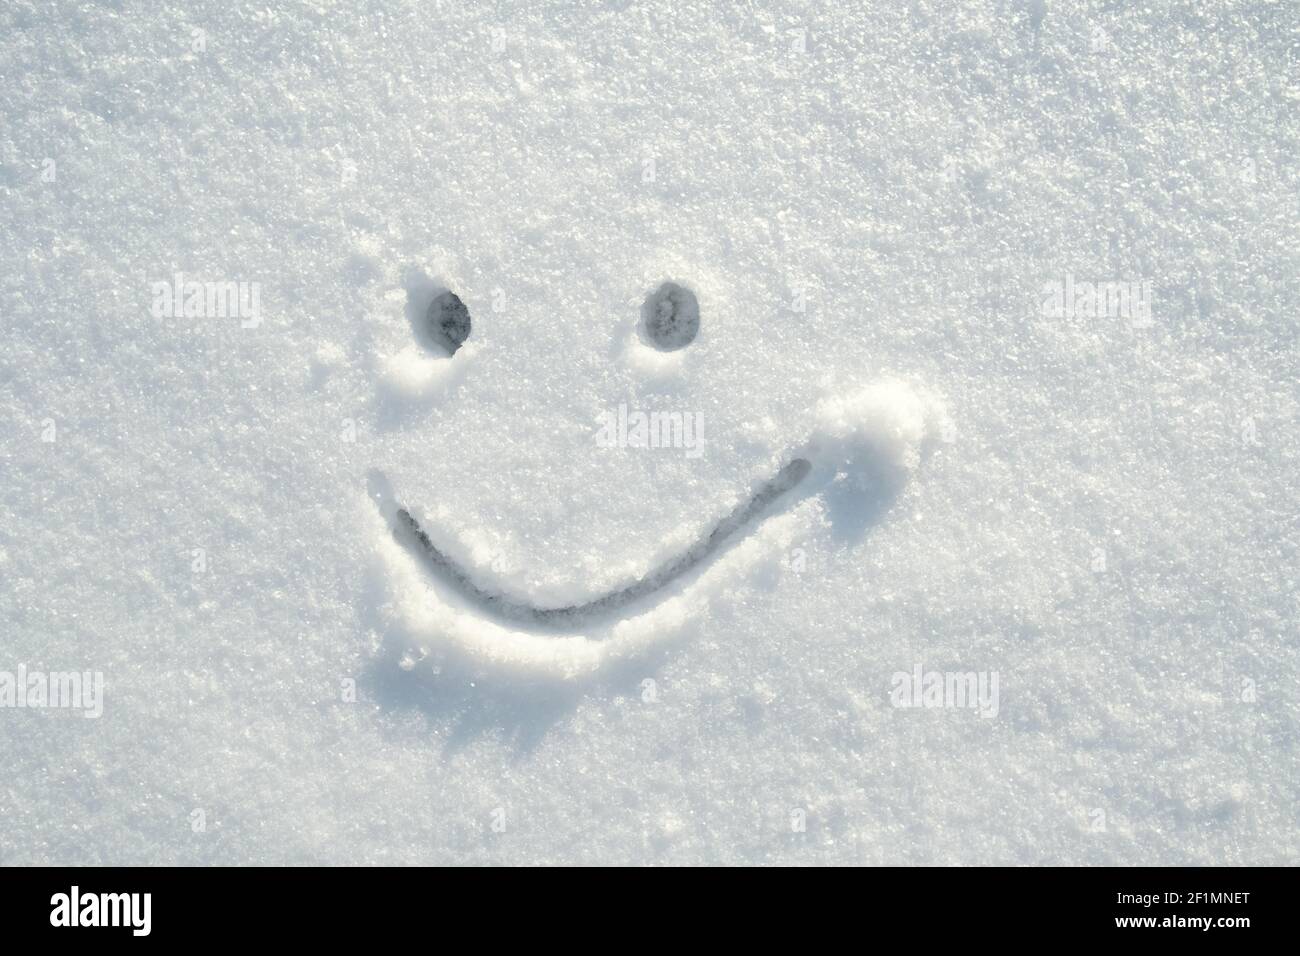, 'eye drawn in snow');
368,284,948,681
639,282,700,351
423,290,472,356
